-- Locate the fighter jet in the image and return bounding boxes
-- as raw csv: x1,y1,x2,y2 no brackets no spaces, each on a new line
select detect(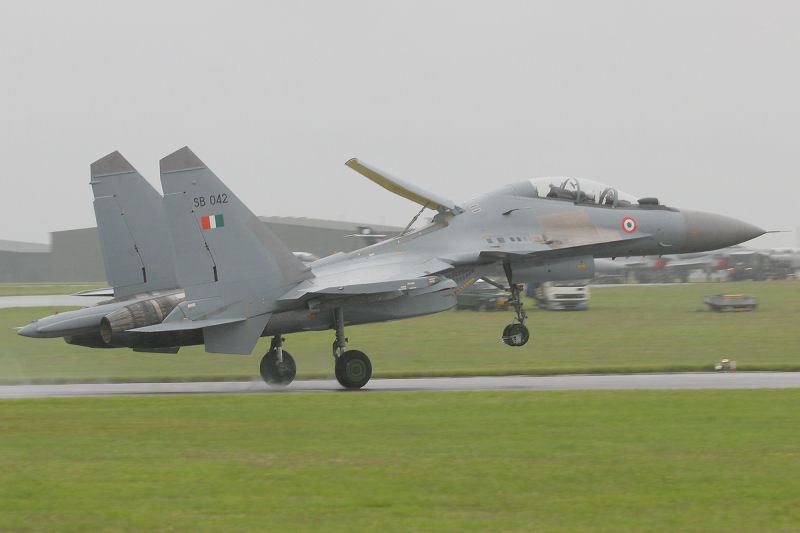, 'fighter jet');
18,148,765,388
